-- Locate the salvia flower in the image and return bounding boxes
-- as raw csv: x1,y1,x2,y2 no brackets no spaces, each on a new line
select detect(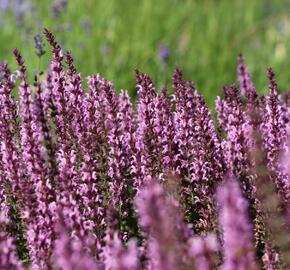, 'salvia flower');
14,48,56,269
132,70,158,188
237,54,258,103
0,30,290,269
260,68,289,206
217,174,258,270
53,209,100,270
136,177,193,270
